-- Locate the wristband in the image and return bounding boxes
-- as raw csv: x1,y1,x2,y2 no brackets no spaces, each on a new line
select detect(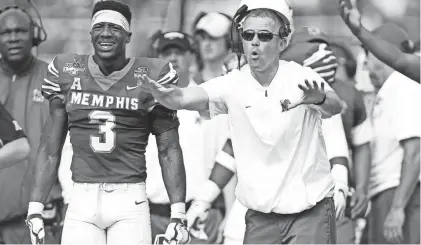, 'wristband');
195,179,221,203
332,164,349,195
215,150,236,172
28,202,44,216
314,93,327,105
170,202,186,219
